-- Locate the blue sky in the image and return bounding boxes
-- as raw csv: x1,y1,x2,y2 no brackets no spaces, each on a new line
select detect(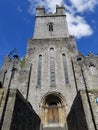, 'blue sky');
0,0,98,67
